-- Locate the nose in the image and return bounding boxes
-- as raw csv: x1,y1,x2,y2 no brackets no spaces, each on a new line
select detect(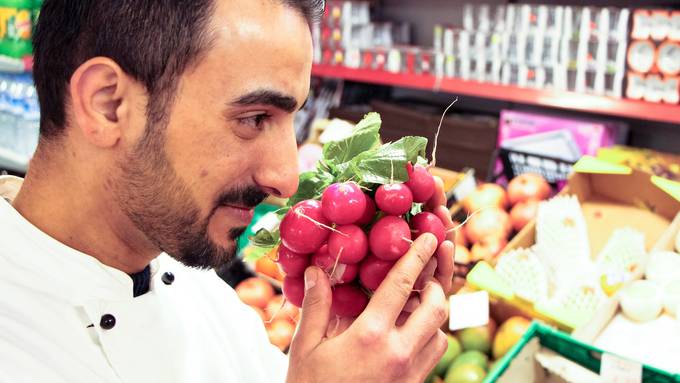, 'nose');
253,120,299,199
